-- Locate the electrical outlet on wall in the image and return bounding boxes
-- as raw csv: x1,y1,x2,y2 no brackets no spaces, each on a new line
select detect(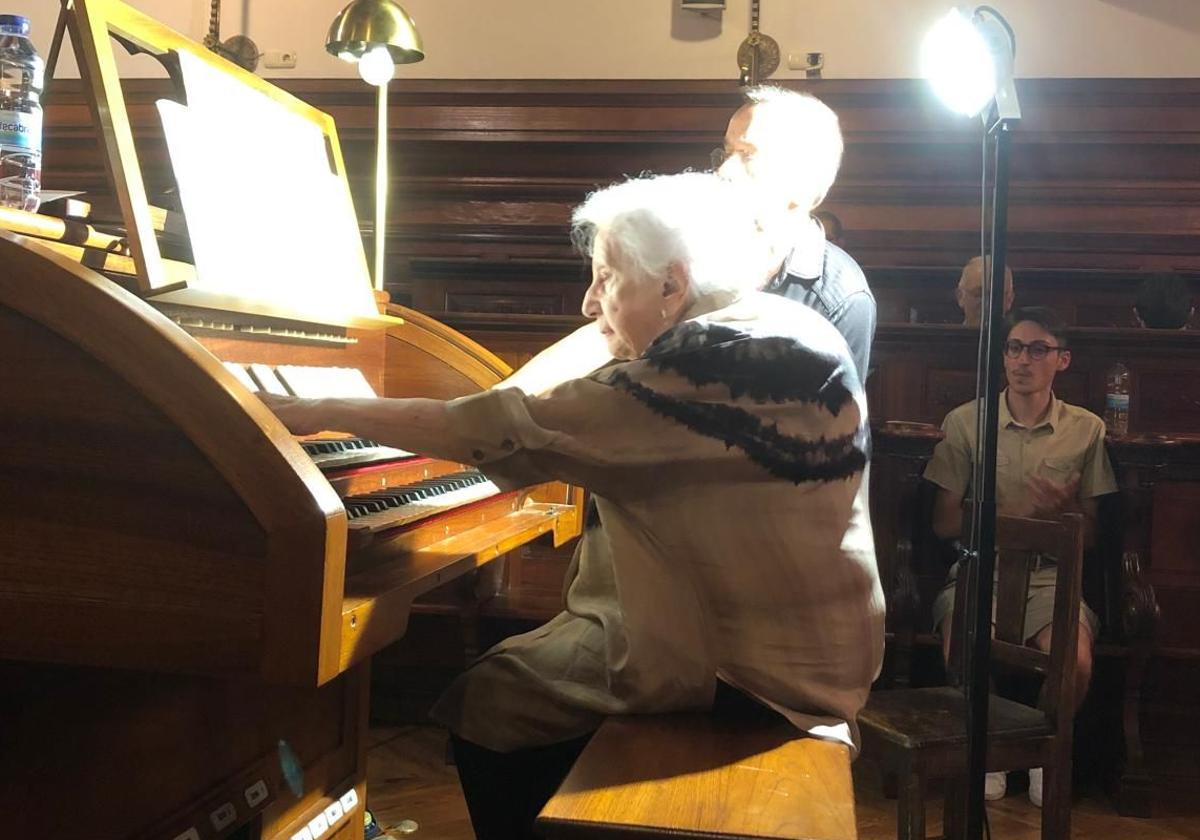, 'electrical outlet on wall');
787,51,824,76
264,49,298,69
